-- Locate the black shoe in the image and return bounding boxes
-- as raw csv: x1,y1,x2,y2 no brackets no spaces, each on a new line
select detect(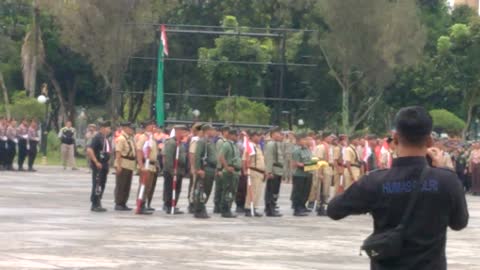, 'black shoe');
303,207,312,213
213,206,220,214
317,206,327,216
235,206,245,213
18,167,25,172
115,205,132,211
137,208,153,215
265,211,282,217
28,168,36,172
221,212,237,218
91,206,107,212
294,210,309,216
166,207,184,215
123,205,132,211
307,202,315,210
194,212,210,219
245,209,253,217
146,207,156,211
188,203,194,214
